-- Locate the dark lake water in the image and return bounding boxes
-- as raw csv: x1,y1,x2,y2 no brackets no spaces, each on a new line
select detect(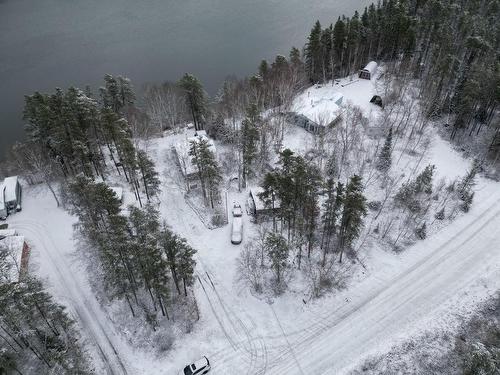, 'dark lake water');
0,0,371,157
